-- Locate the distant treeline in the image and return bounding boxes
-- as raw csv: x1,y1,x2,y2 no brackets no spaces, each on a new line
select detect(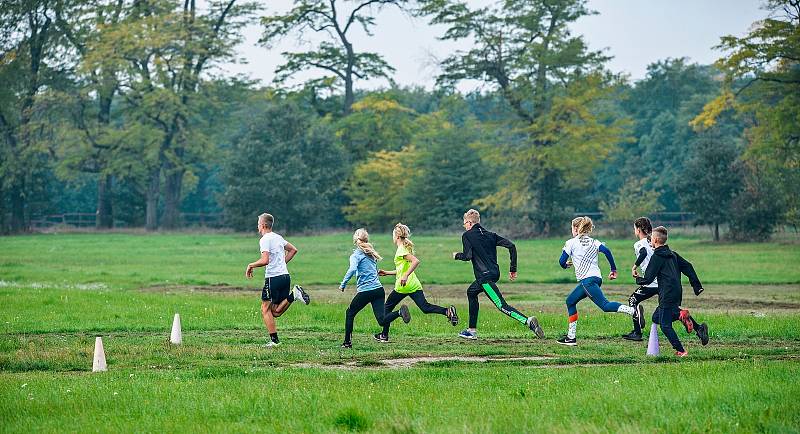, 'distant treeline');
1,0,797,241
